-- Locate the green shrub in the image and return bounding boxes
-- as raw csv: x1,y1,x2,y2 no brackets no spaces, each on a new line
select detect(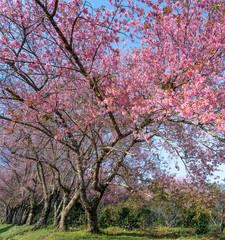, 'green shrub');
98,209,113,228
195,213,209,235
181,210,197,228
67,202,85,227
